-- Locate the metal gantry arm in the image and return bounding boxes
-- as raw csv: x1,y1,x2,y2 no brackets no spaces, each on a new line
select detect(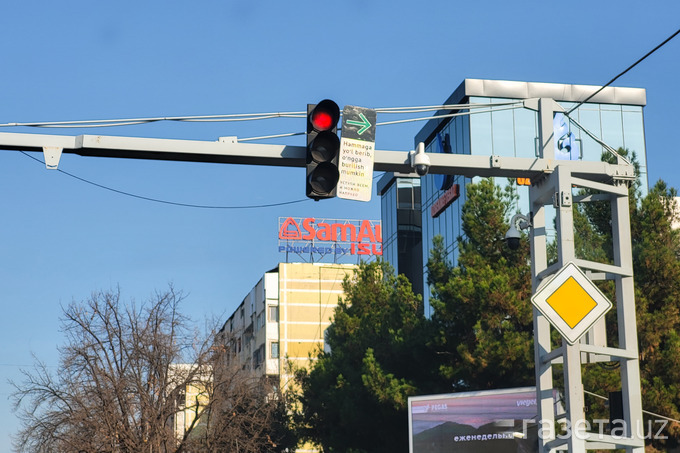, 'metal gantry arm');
0,130,635,184
0,98,644,453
